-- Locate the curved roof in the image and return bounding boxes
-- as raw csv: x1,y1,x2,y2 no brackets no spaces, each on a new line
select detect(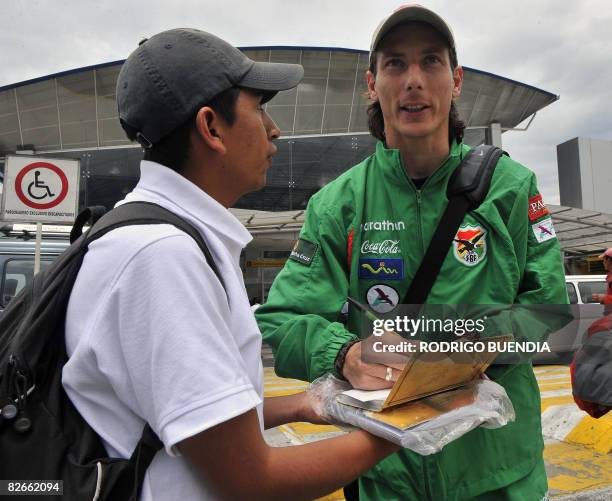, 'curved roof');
0,47,558,154
548,205,612,256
